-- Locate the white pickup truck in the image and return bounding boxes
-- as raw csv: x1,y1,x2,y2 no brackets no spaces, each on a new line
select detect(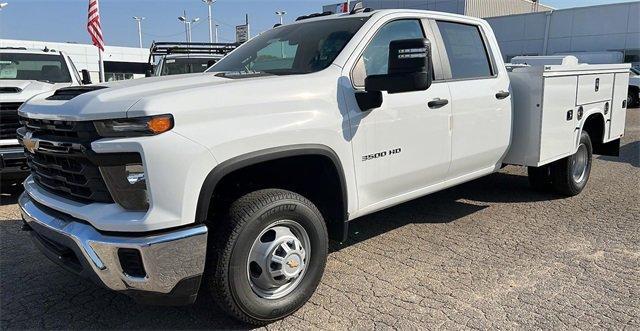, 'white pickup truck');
0,47,91,191
16,9,629,325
